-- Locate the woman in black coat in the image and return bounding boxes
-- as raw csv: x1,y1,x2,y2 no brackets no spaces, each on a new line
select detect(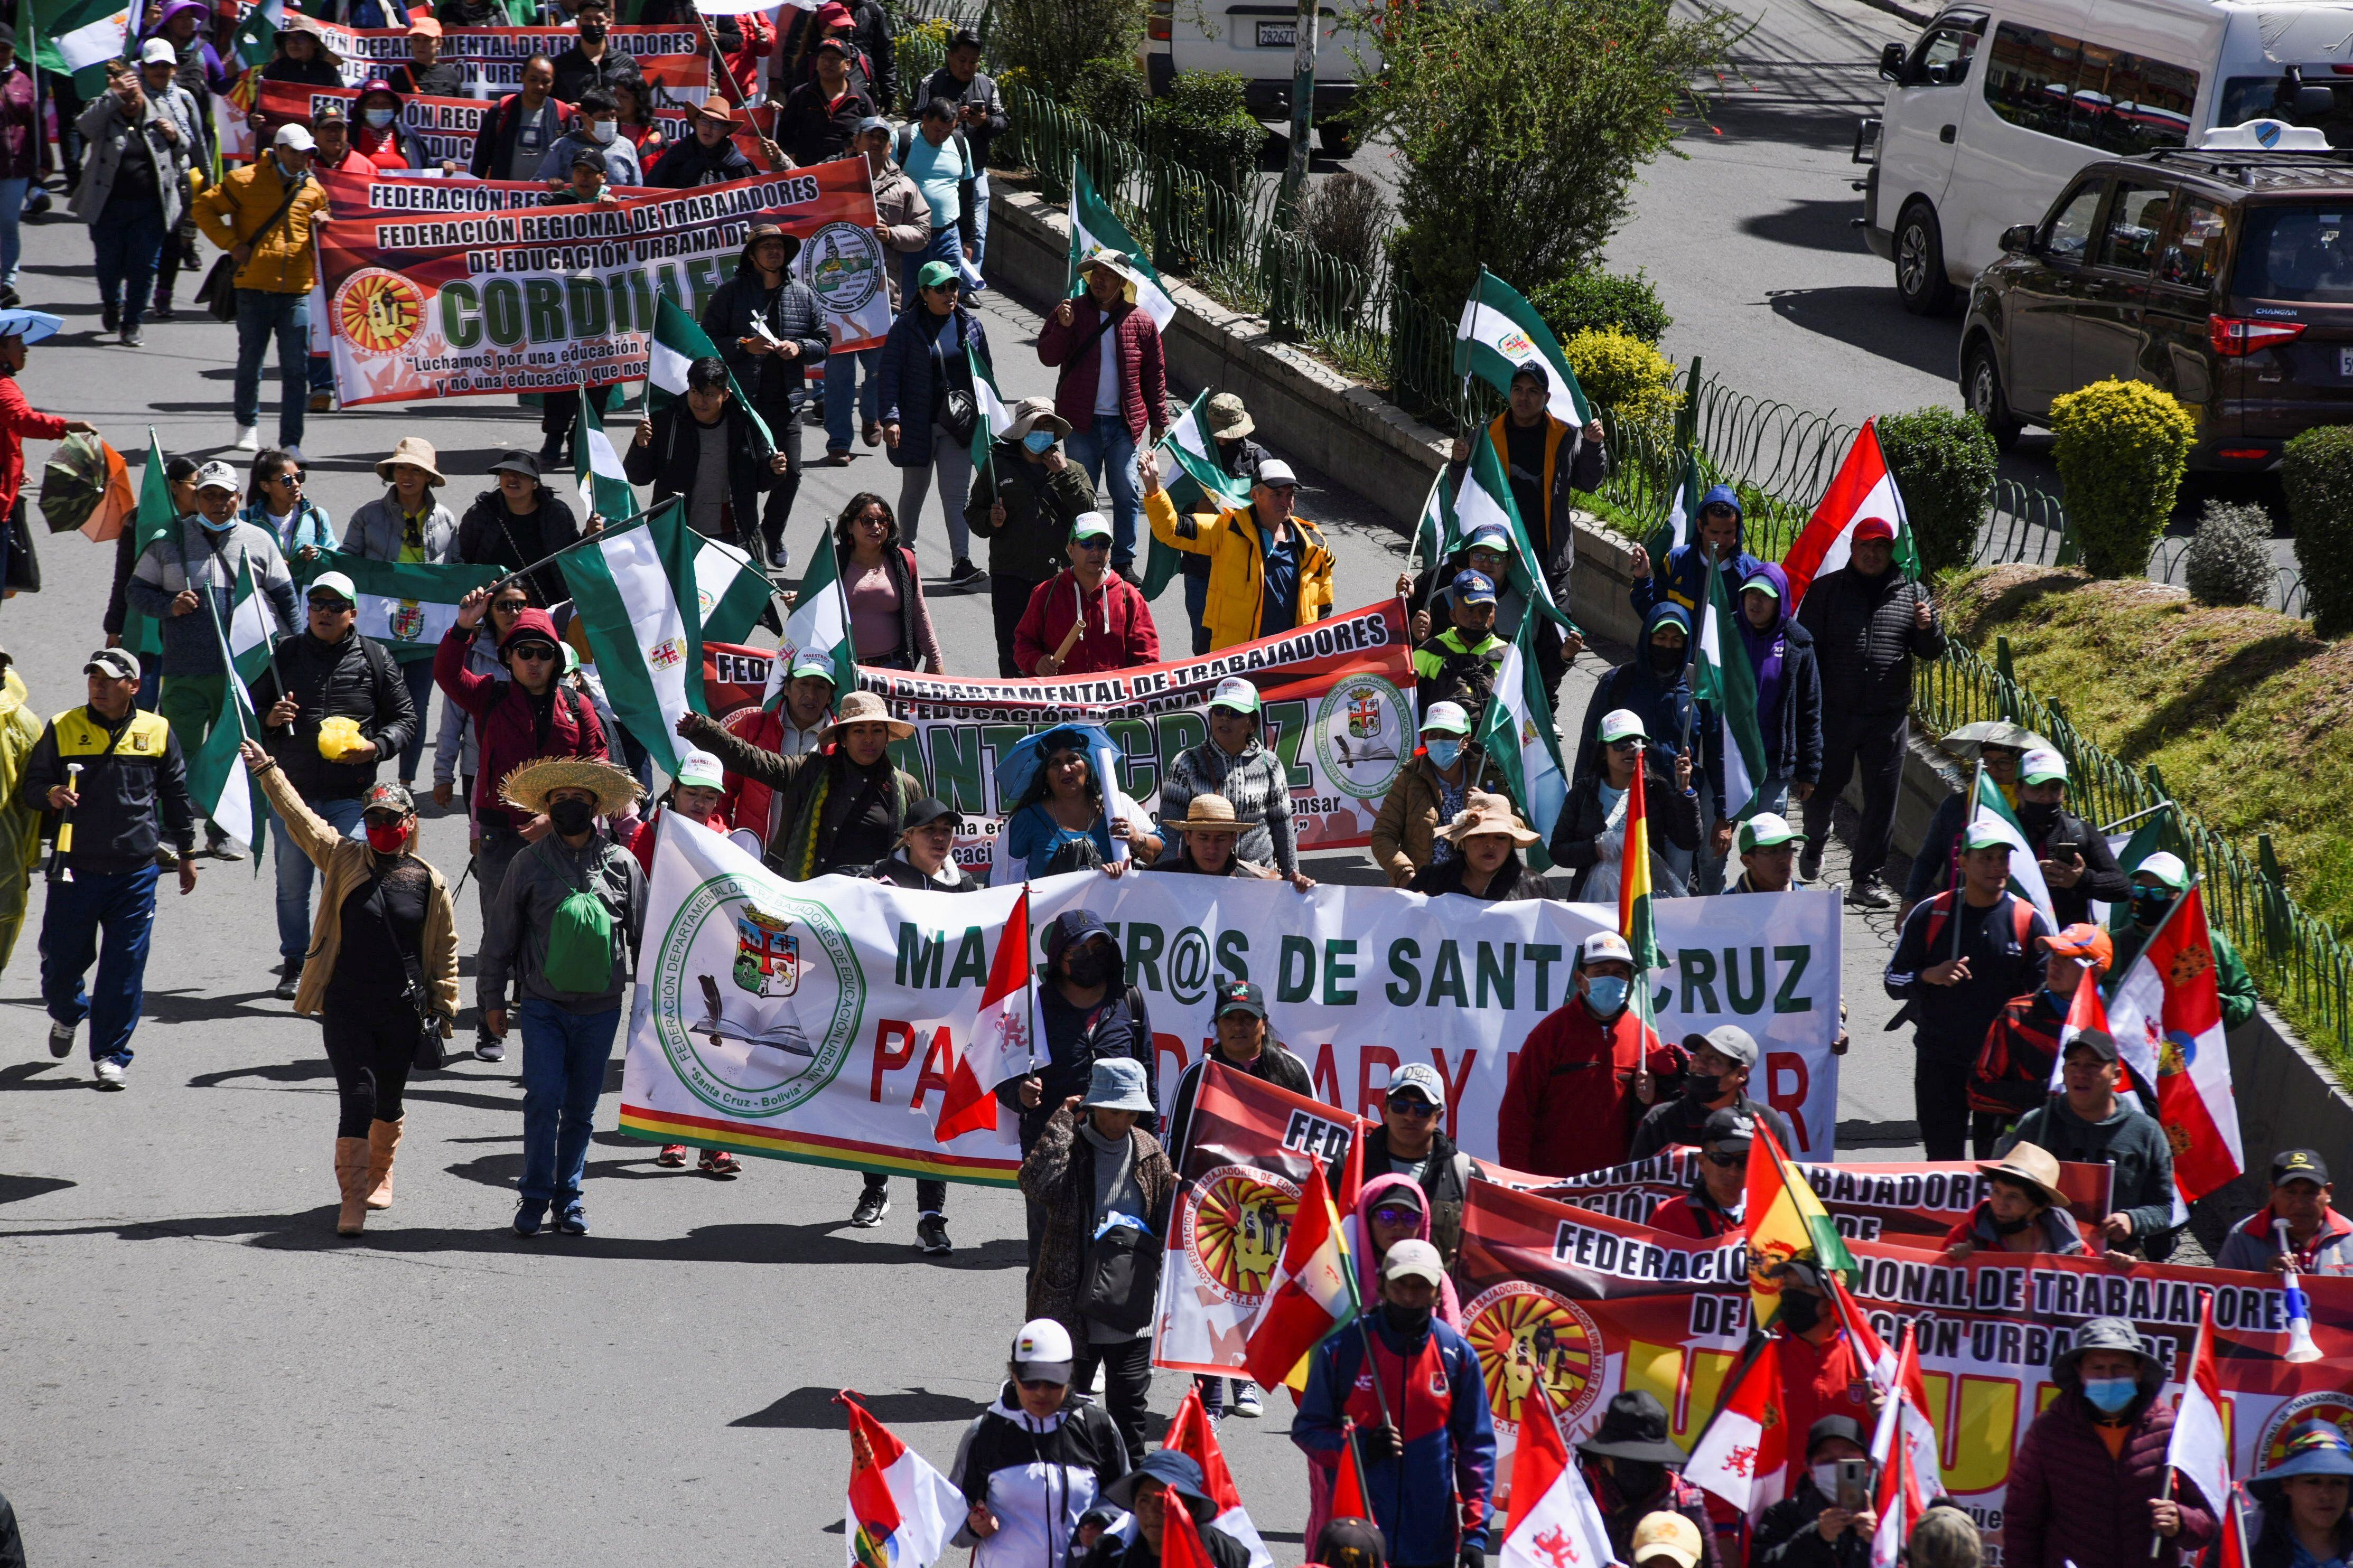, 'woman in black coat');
453,452,581,608
1549,709,1703,900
